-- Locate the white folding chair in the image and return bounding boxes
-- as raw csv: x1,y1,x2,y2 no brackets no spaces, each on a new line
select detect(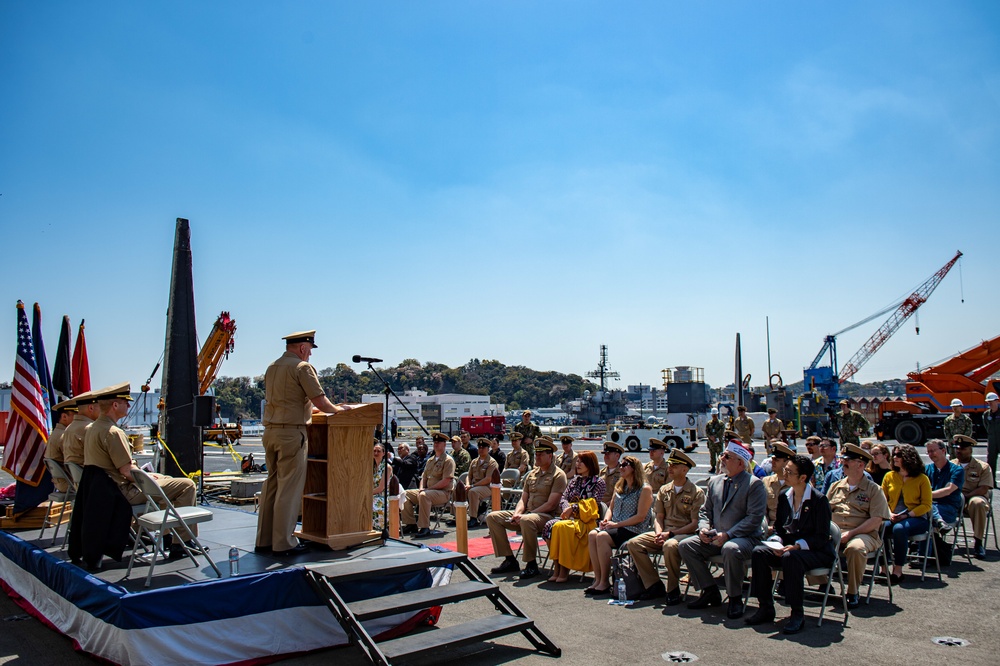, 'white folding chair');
39,459,75,547
499,469,522,511
860,522,893,605
772,522,849,627
125,469,220,587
